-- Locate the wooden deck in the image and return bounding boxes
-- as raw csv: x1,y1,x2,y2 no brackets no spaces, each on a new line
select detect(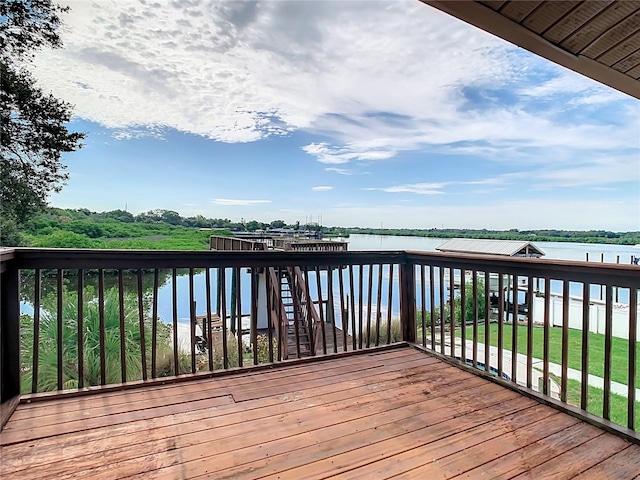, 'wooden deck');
1,346,639,479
